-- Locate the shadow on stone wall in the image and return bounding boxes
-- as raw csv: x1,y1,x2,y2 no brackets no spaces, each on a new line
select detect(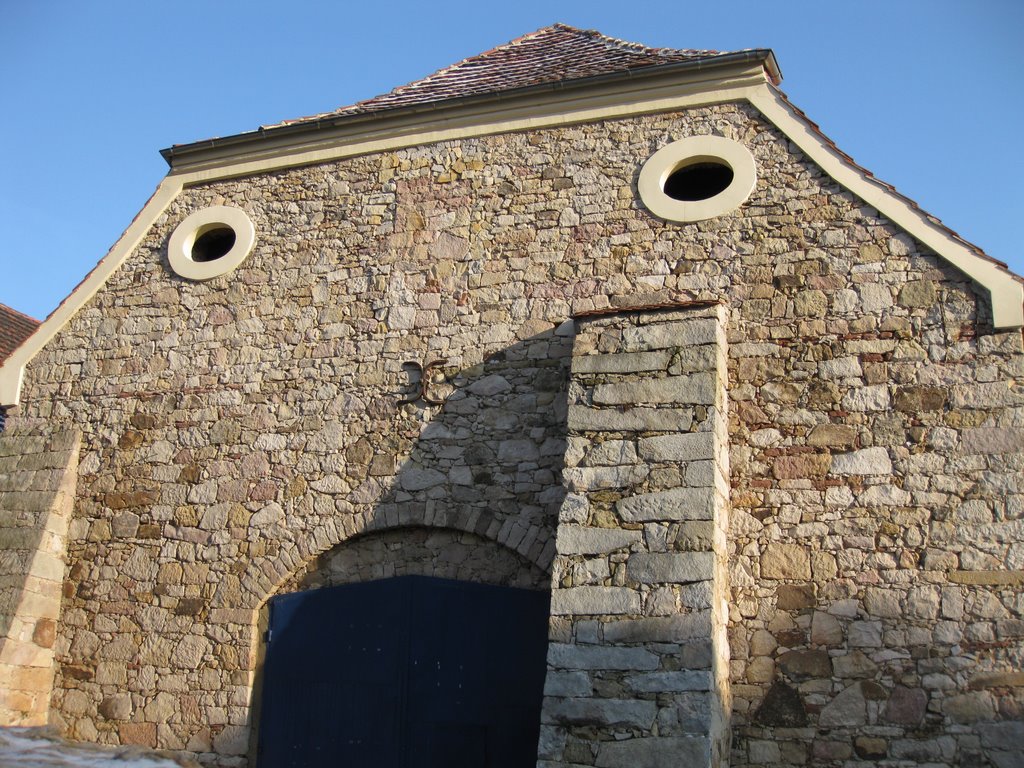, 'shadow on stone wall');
237,327,572,764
